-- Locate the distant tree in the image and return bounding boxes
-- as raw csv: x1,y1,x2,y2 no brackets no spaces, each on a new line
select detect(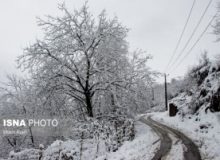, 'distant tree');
213,2,220,41
0,75,36,149
214,54,220,71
